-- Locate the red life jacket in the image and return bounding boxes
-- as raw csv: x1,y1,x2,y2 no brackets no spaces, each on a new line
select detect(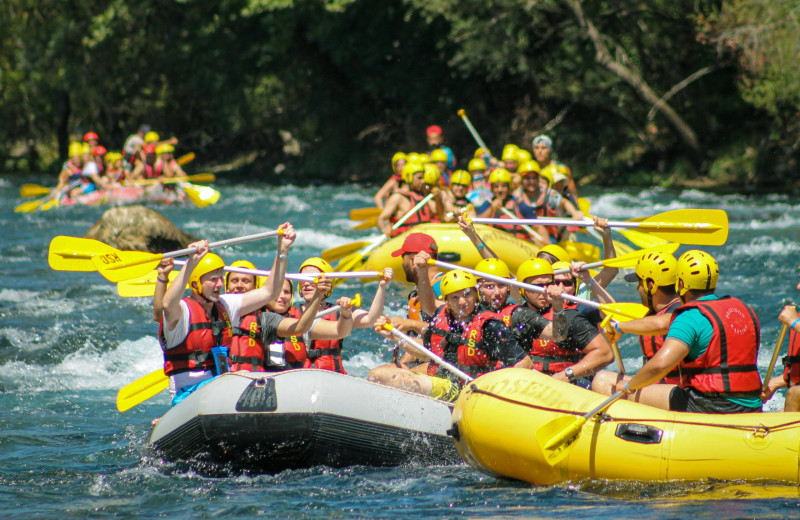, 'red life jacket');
284,304,347,374
390,190,435,236
229,312,266,372
671,296,761,397
159,298,232,376
486,198,529,240
638,298,682,385
783,328,800,385
529,187,560,240
426,305,500,378
528,306,582,374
